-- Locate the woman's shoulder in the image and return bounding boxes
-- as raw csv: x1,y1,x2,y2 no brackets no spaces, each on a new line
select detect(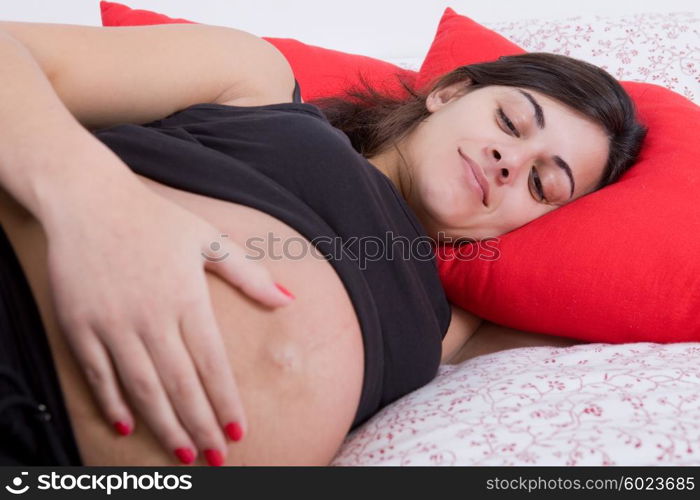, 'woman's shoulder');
155,80,326,127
